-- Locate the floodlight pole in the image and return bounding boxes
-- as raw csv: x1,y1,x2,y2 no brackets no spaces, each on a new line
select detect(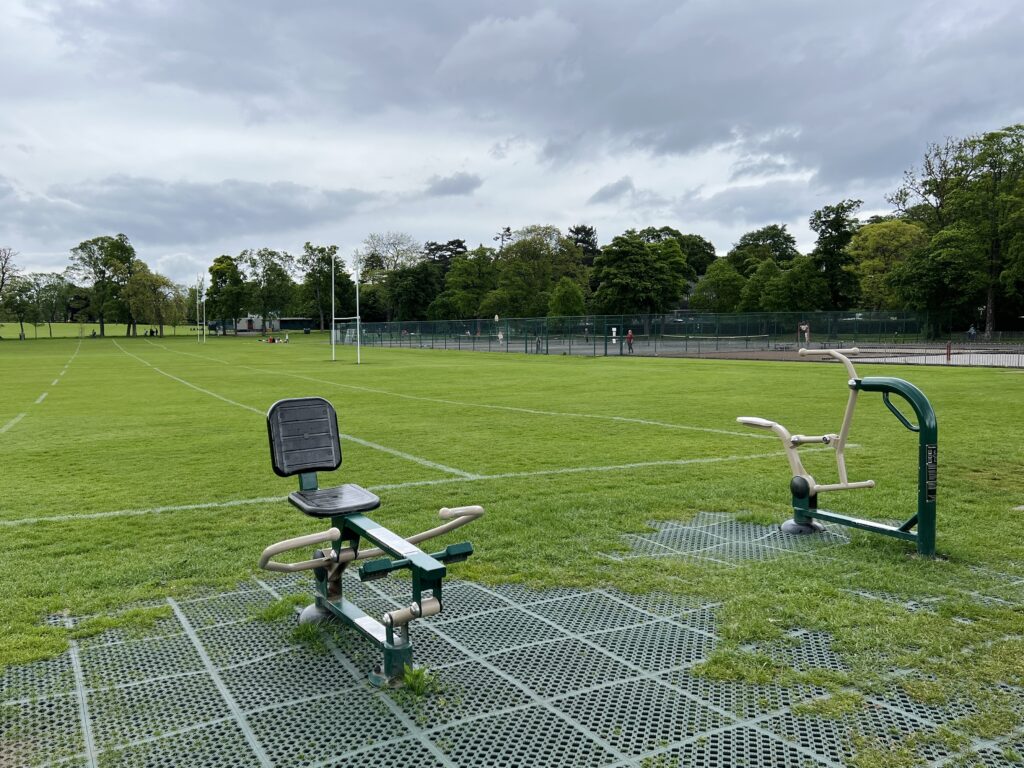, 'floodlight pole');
331,254,336,362
355,258,361,365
